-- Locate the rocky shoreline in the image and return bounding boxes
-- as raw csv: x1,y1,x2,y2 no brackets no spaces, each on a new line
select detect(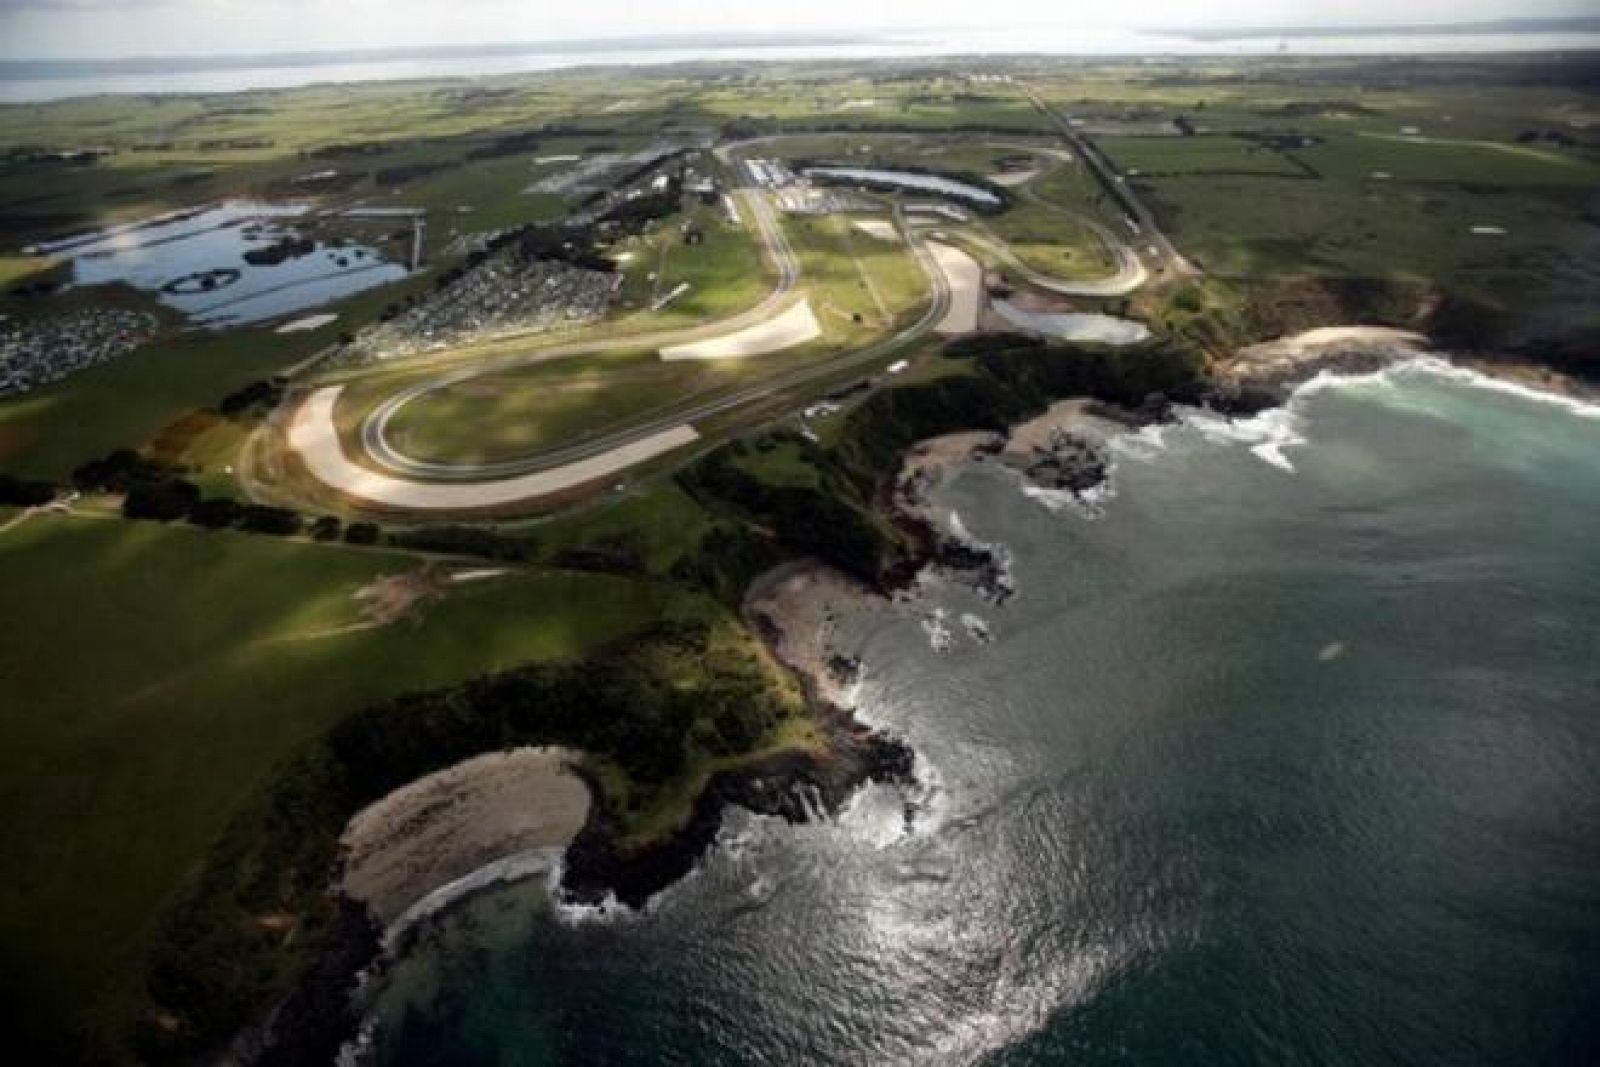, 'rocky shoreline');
561,707,914,910
558,324,1592,927
237,325,1549,1066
